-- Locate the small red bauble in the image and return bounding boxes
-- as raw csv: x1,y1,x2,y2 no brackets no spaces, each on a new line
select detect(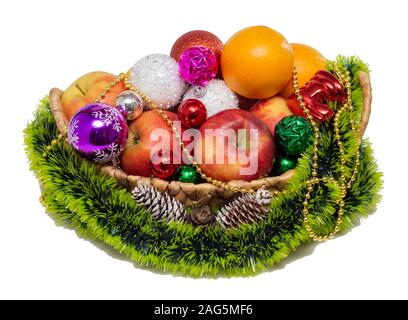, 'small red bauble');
177,99,207,129
150,150,179,180
170,30,223,65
